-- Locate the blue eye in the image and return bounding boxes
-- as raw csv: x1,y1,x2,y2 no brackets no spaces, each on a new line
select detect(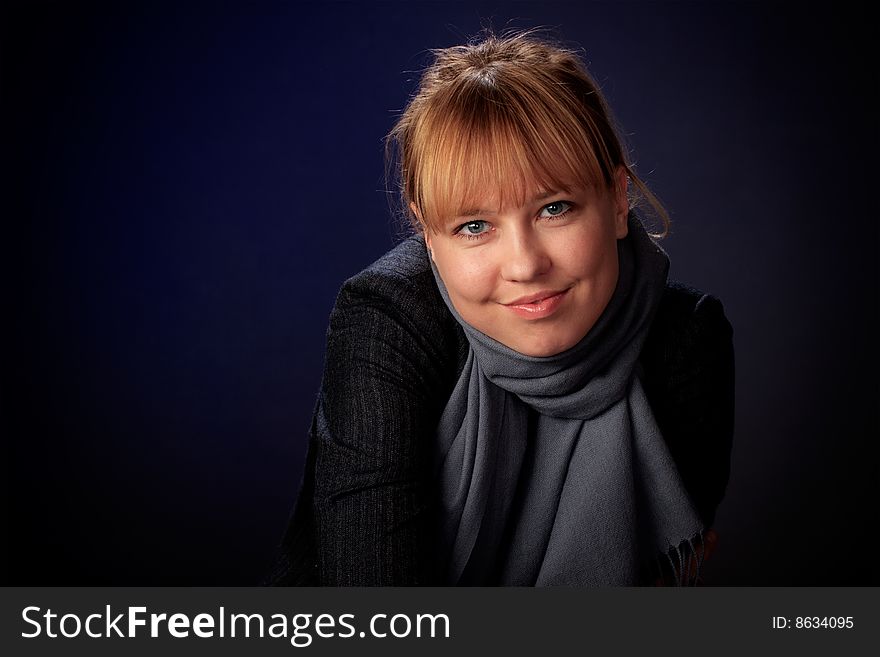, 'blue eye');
540,201,572,218
456,220,490,237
